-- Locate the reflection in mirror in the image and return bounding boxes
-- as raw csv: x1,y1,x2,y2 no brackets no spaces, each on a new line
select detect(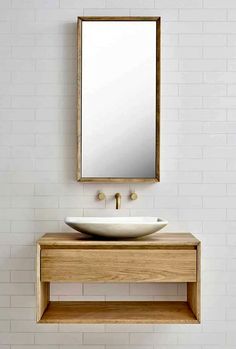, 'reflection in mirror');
77,17,160,182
